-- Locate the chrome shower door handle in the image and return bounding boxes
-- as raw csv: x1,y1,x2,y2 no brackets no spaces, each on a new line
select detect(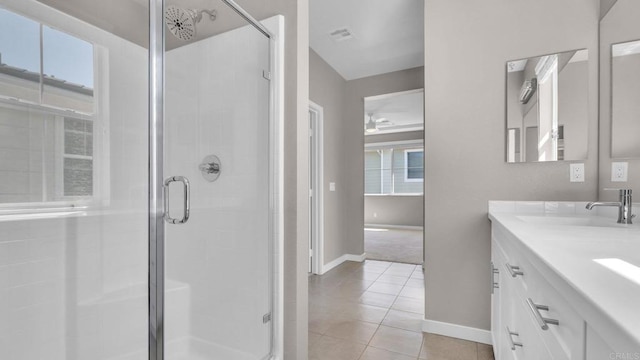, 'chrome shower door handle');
164,176,190,224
